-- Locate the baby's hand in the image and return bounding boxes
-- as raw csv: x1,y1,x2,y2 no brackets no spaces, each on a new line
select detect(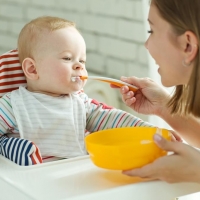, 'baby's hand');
169,130,183,142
